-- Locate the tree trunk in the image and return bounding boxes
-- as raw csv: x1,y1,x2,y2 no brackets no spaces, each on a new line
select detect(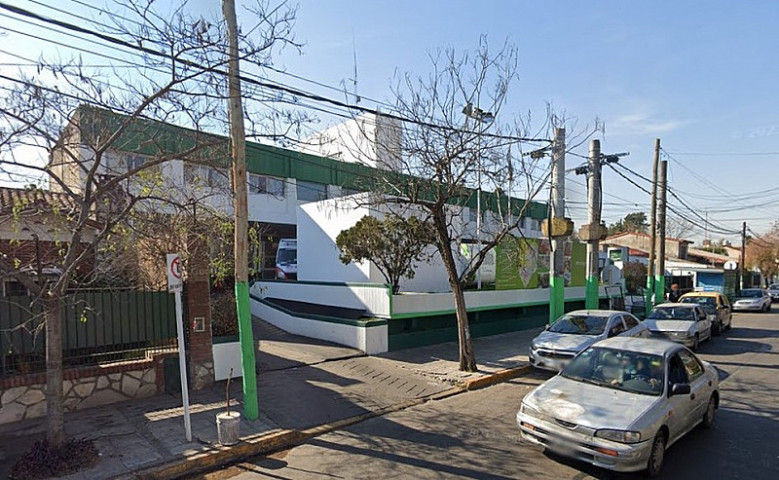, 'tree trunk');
44,295,65,447
432,210,477,372
451,279,477,371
